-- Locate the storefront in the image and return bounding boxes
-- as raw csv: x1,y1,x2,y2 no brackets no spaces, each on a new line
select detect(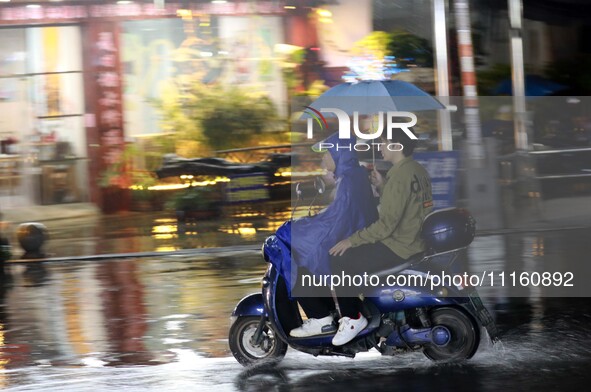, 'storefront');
0,1,304,211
